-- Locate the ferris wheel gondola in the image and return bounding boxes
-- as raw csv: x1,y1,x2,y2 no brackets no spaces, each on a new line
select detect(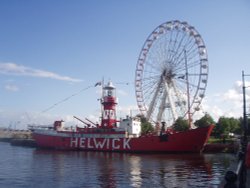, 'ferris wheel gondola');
135,20,208,126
